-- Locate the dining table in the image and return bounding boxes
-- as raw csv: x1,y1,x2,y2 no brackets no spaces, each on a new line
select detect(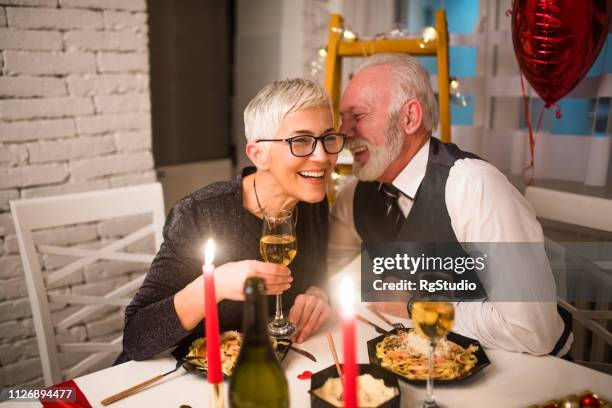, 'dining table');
2,257,611,408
